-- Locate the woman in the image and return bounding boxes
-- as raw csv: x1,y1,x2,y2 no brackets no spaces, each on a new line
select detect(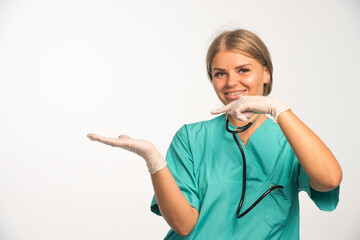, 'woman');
87,29,342,239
